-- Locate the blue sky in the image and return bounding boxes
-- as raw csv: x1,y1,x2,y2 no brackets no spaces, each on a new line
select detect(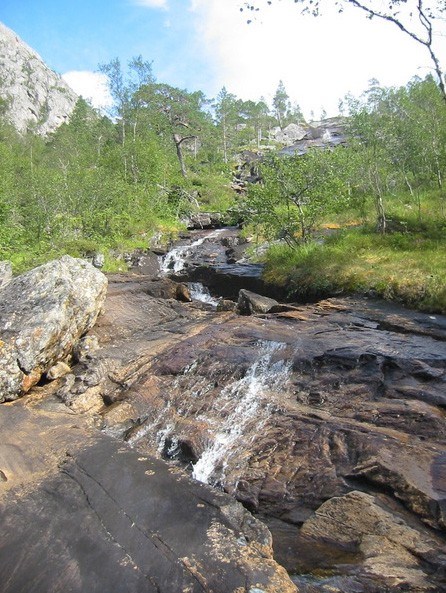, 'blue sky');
1,1,445,118
0,1,209,91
